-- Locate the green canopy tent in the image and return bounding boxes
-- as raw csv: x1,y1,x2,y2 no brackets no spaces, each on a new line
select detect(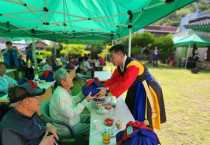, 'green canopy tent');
174,33,210,68
0,0,196,79
173,36,185,44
